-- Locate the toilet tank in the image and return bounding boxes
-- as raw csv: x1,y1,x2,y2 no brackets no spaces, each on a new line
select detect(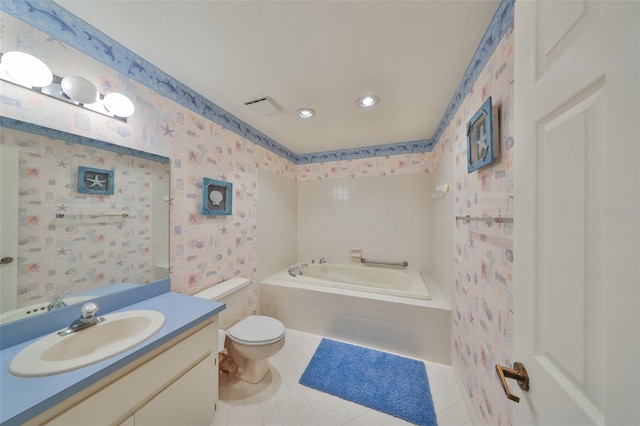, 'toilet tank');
193,277,250,330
